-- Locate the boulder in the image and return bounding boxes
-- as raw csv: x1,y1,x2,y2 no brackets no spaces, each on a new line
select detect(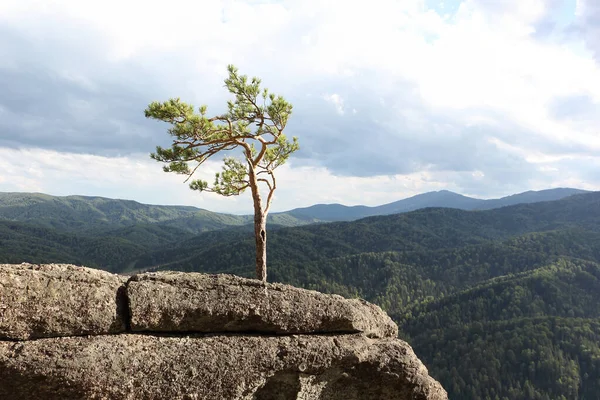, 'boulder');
127,272,398,338
0,263,127,340
0,264,448,399
0,333,447,400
